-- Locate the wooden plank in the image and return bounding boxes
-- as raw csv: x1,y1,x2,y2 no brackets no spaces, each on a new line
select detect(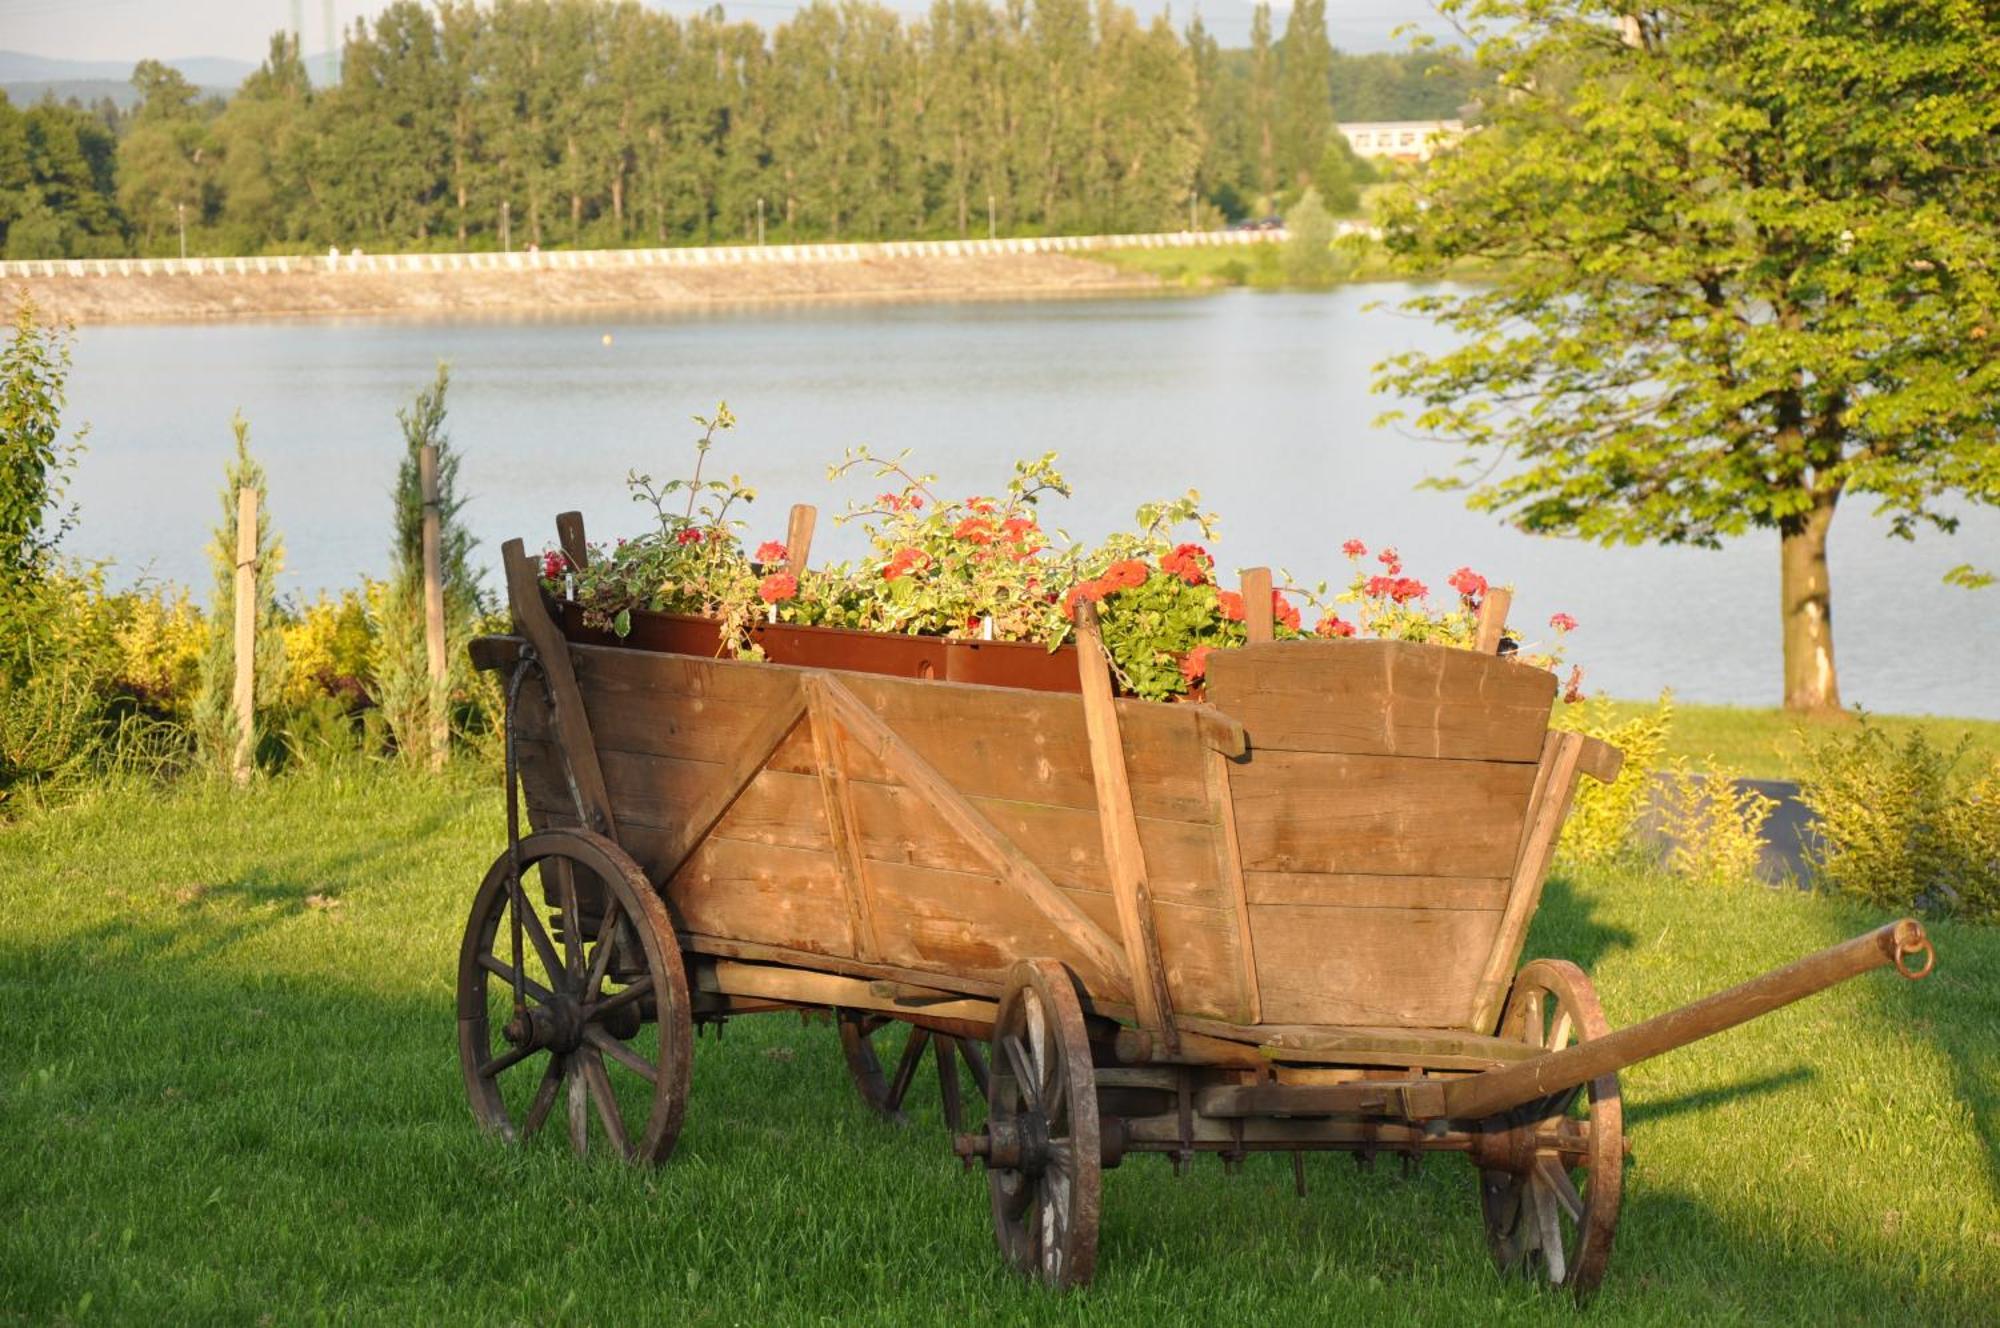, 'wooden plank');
702,959,995,1025
682,933,1007,1002
645,682,809,887
502,538,616,837
1073,602,1177,1050
1229,749,1539,878
231,486,257,785
1206,748,1261,1025
548,644,1219,822
1240,566,1274,644
1466,731,1586,1032
1249,904,1502,1027
804,677,883,961
811,673,1133,995
785,503,816,577
668,838,854,958
1204,640,1555,762
862,859,1242,1022
1244,871,1510,911
1474,586,1512,653
517,740,1228,907
1576,734,1624,785
556,510,589,571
